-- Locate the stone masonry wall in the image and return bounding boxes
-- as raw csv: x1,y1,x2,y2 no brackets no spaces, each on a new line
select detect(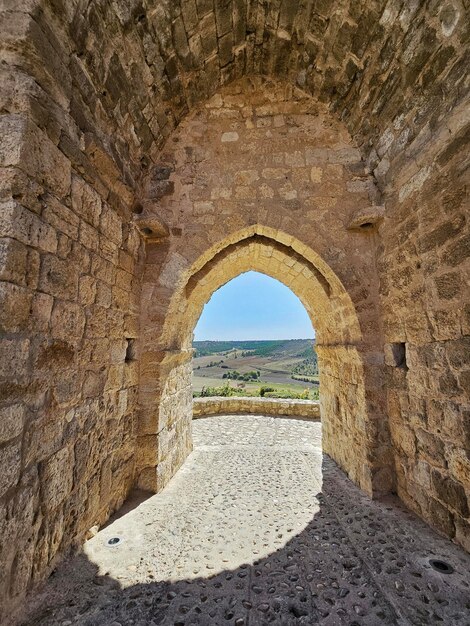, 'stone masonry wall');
0,3,147,615
137,354,194,492
193,397,321,419
138,79,388,499
0,125,144,607
376,100,470,550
